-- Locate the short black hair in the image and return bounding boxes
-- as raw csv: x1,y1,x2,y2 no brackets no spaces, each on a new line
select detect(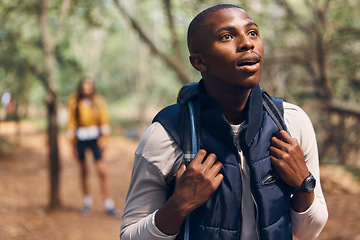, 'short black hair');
187,4,244,53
